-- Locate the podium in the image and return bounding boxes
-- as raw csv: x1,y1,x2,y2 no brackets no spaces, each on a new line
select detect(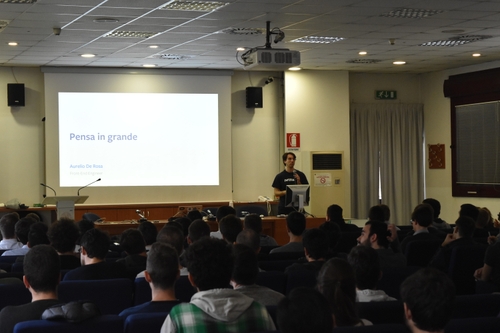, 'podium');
42,196,88,220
